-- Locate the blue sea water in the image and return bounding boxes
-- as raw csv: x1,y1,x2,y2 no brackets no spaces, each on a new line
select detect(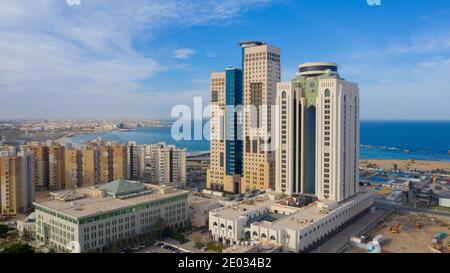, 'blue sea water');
67,121,450,161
